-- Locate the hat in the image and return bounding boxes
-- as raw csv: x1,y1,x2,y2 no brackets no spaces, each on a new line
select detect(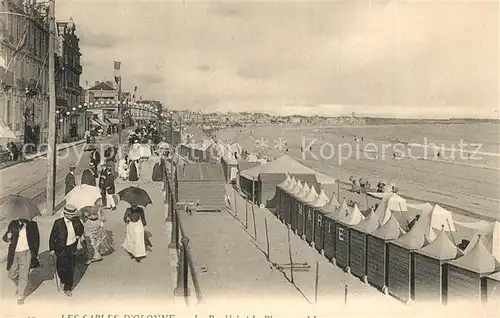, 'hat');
88,162,94,167
63,204,77,217
69,165,76,170
134,140,139,143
